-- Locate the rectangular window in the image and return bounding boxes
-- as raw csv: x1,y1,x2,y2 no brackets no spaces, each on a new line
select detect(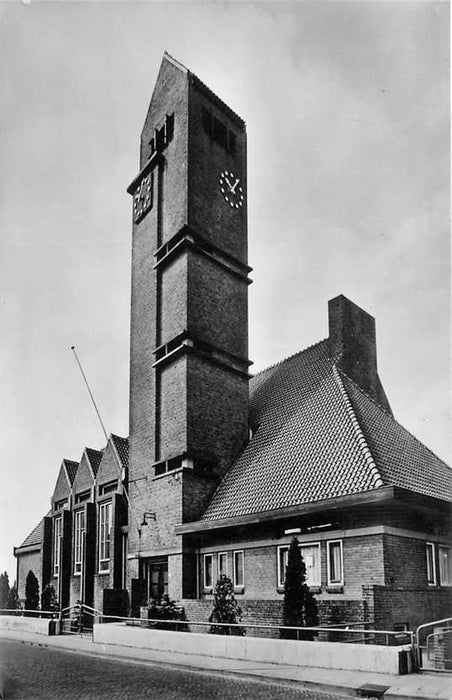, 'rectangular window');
327,540,343,585
439,546,452,586
300,543,321,587
203,554,213,590
213,117,228,149
53,517,62,576
426,542,436,585
54,498,68,511
228,130,236,155
218,552,228,577
278,546,288,588
98,502,112,573
202,107,213,136
277,543,321,588
75,490,90,504
165,113,174,144
233,550,244,589
73,510,85,575
99,480,118,496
